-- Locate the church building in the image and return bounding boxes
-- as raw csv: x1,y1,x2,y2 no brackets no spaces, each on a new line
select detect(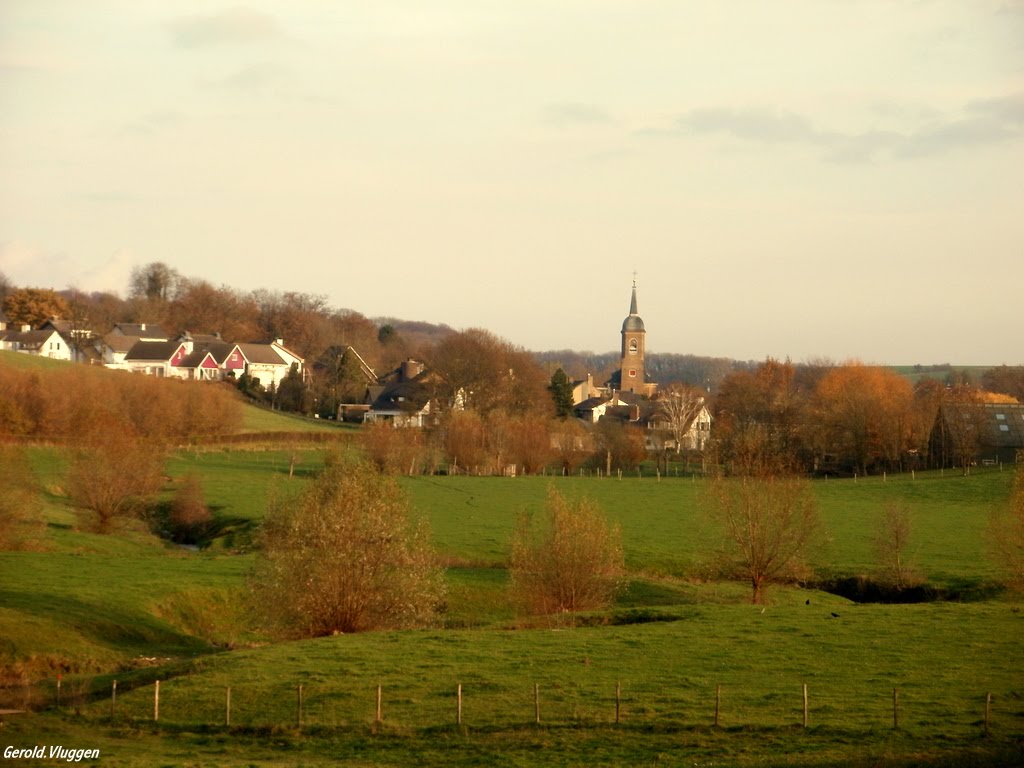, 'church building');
605,281,658,398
